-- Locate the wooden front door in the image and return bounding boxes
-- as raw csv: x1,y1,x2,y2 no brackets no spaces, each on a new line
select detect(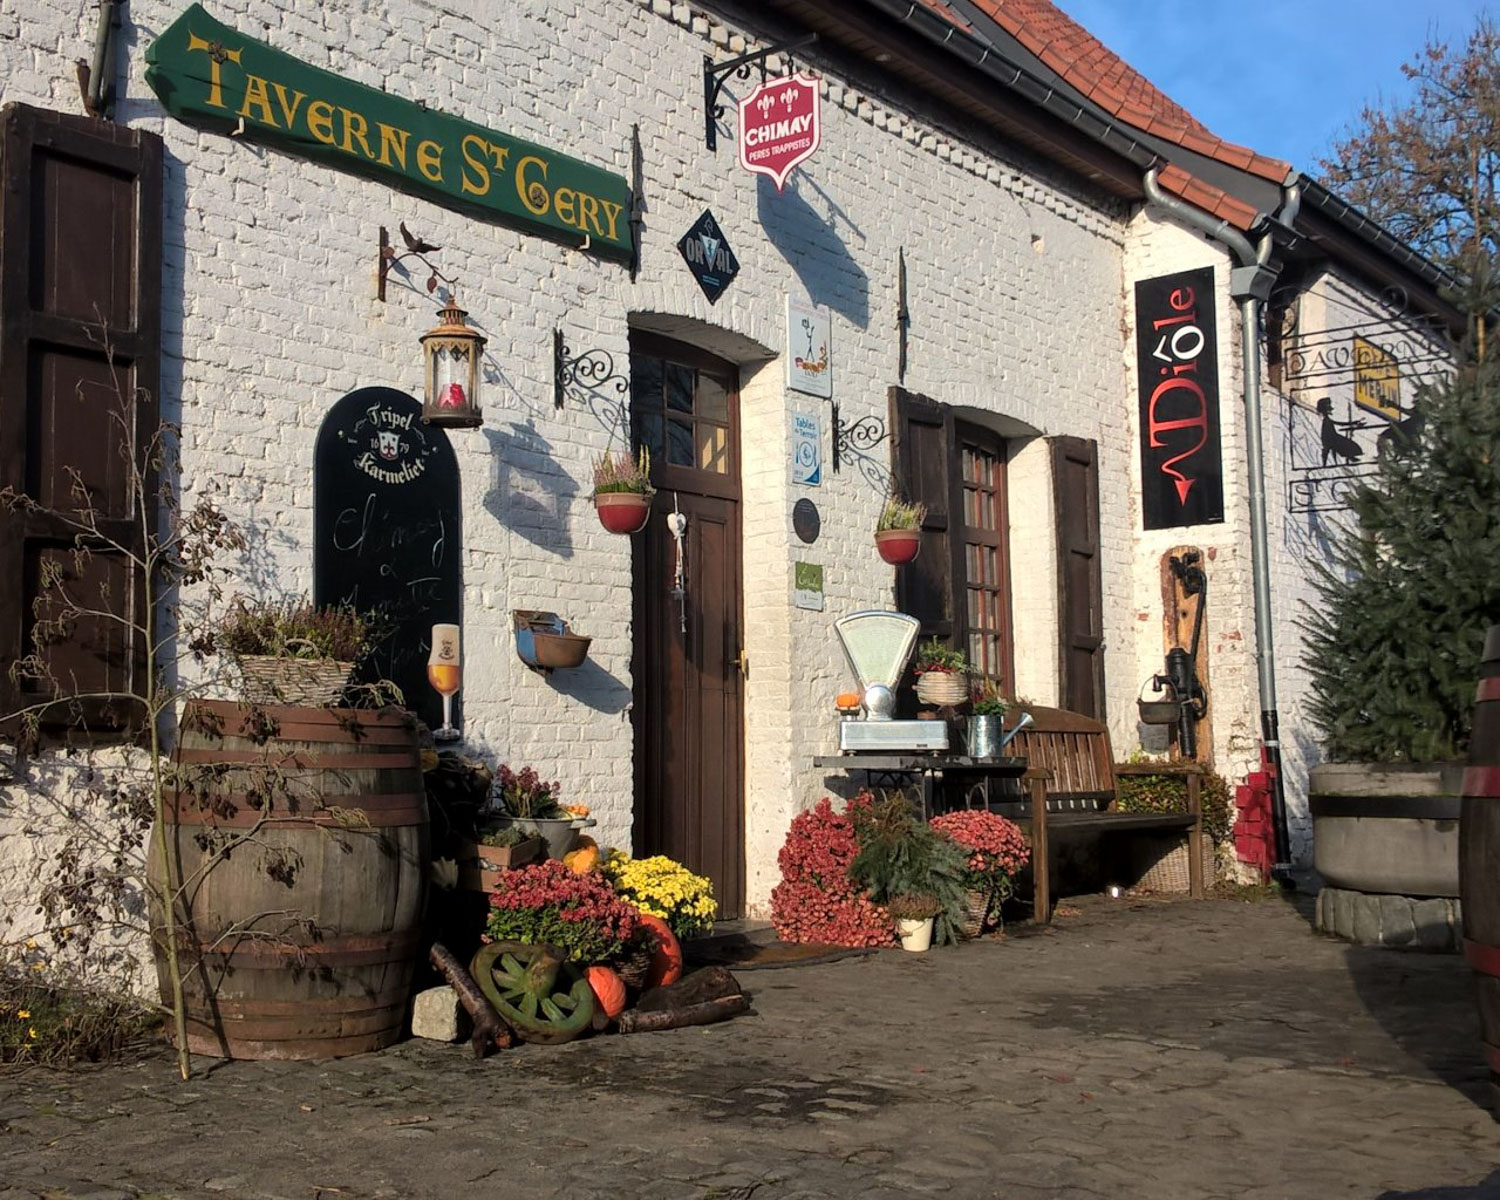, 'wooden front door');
630,332,745,919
